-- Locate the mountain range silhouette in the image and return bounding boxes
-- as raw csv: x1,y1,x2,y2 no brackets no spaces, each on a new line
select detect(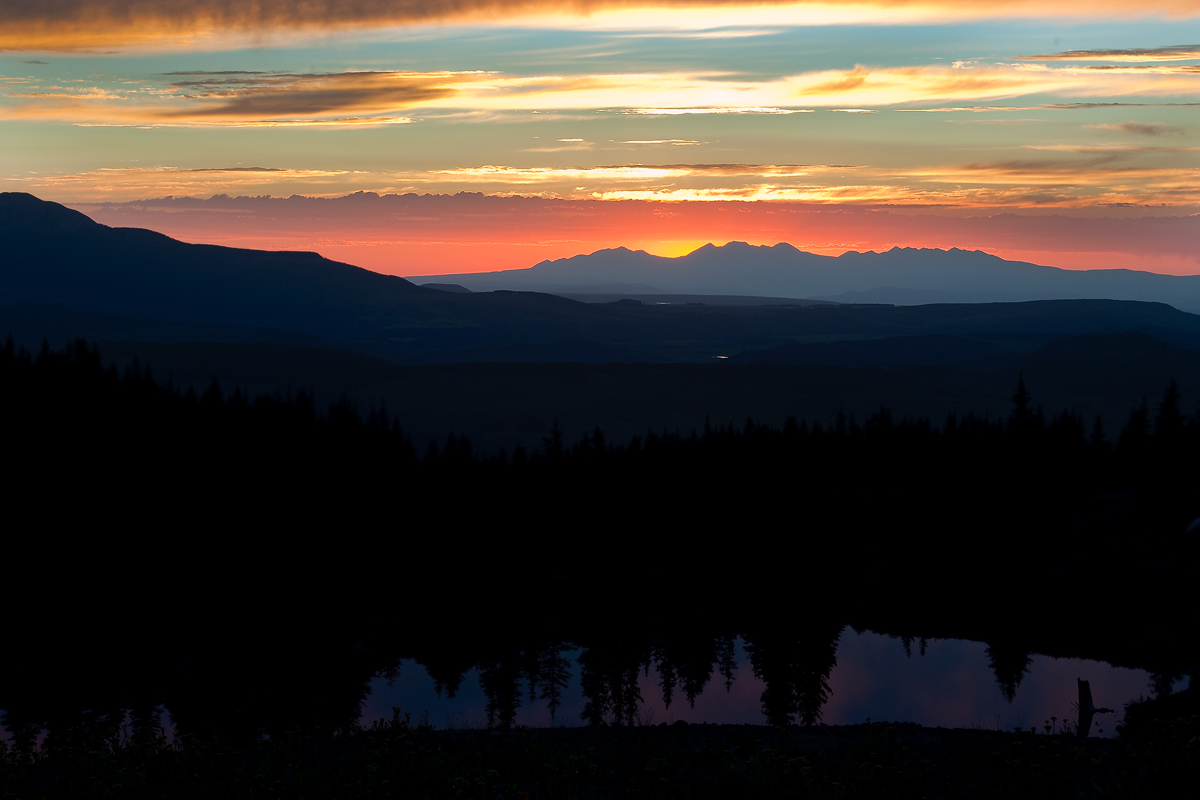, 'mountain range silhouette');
5,191,1200,368
413,241,1200,312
